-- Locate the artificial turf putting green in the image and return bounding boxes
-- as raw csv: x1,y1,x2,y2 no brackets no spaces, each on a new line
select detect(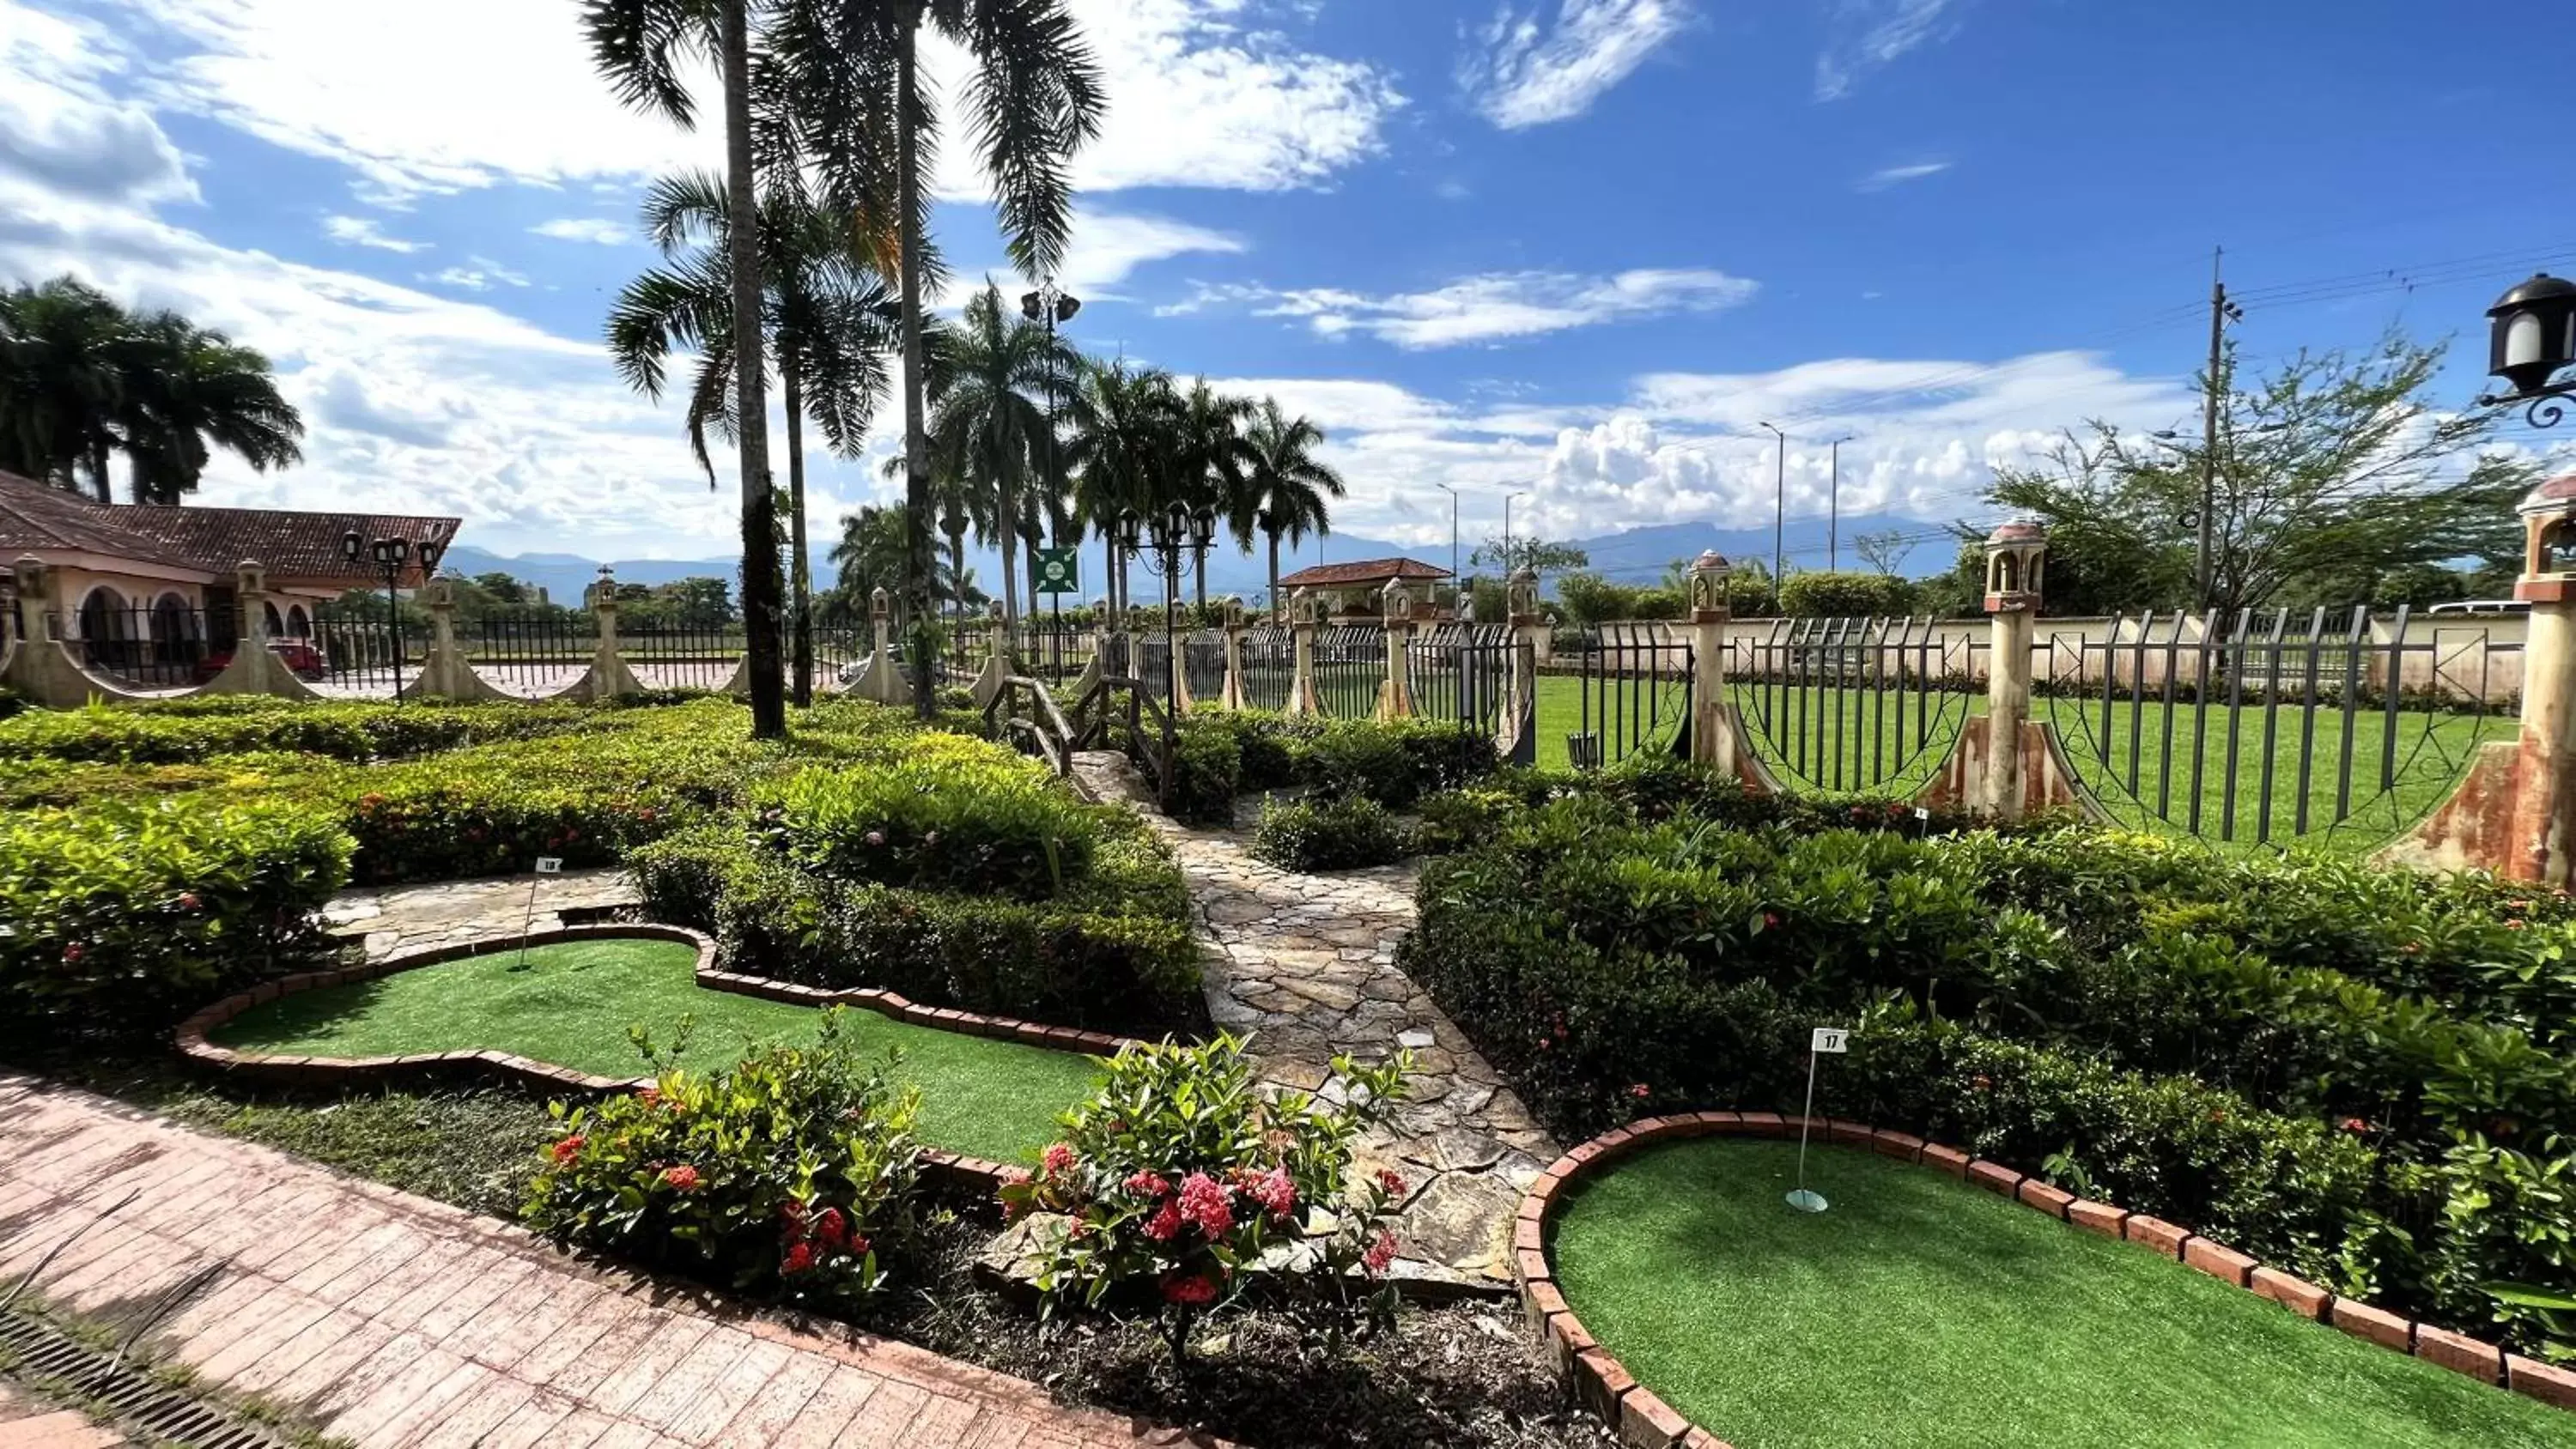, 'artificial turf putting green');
210,937,1101,1164
1549,1138,2574,1449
